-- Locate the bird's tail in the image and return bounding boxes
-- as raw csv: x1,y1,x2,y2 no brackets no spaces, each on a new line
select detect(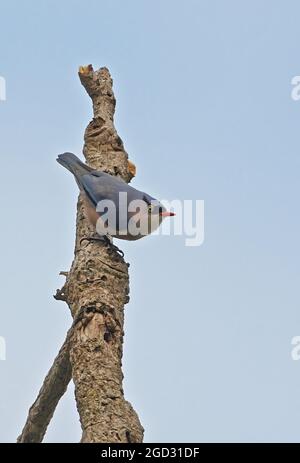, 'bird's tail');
57,152,93,184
